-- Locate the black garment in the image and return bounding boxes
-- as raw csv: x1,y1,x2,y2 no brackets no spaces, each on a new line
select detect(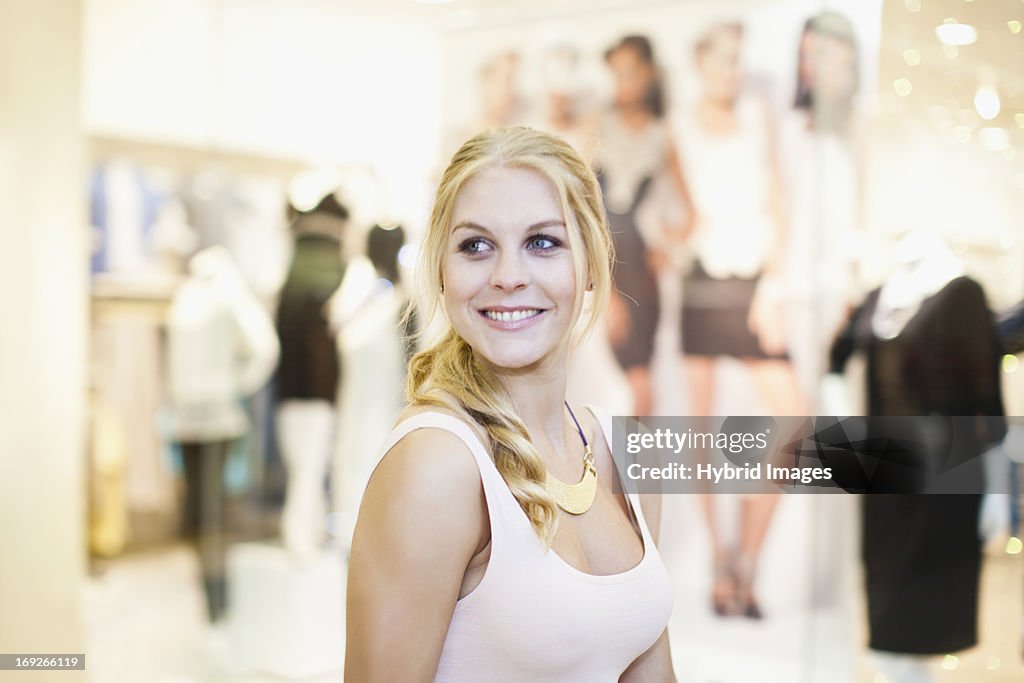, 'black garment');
599,173,660,370
180,440,232,623
275,233,346,402
680,260,788,359
830,275,1006,654
997,297,1024,355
